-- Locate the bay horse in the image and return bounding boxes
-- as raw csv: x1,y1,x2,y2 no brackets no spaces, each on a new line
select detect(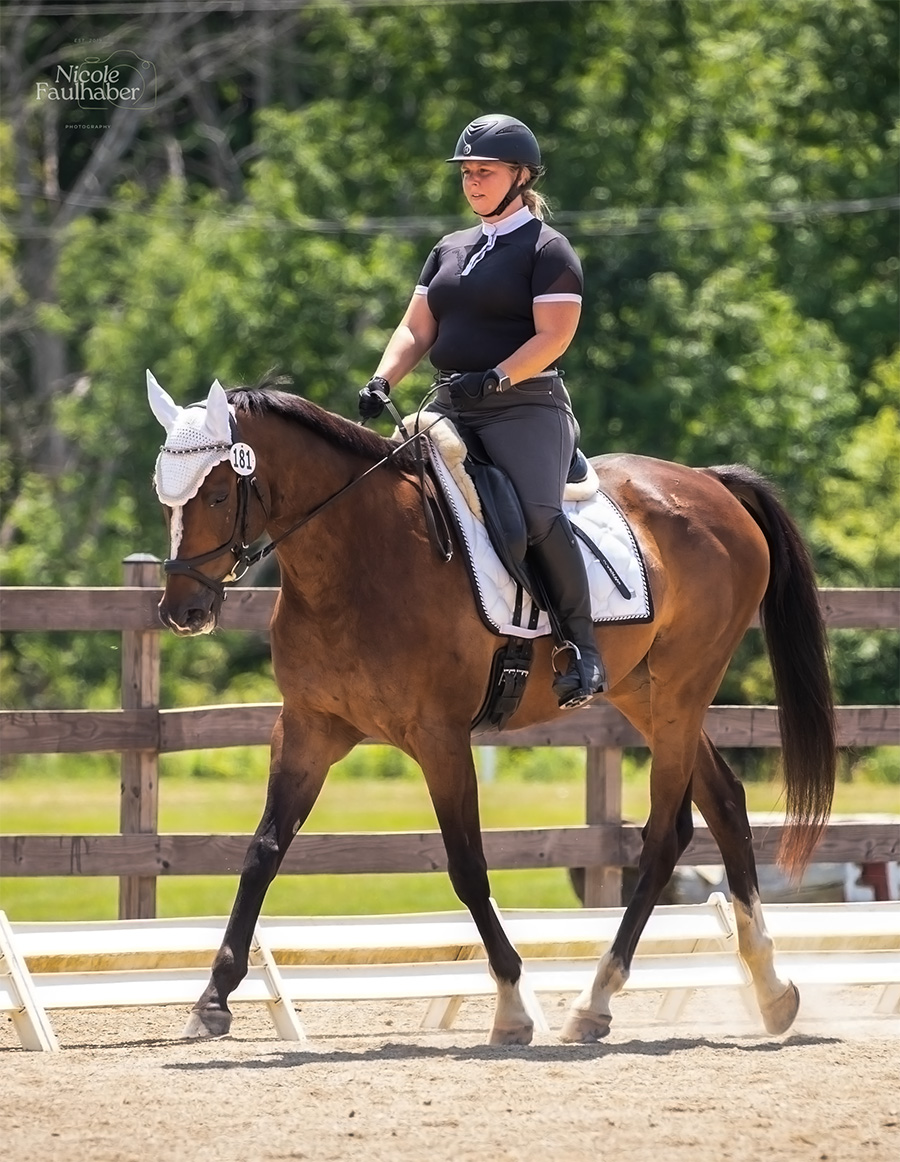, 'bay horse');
148,372,835,1045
